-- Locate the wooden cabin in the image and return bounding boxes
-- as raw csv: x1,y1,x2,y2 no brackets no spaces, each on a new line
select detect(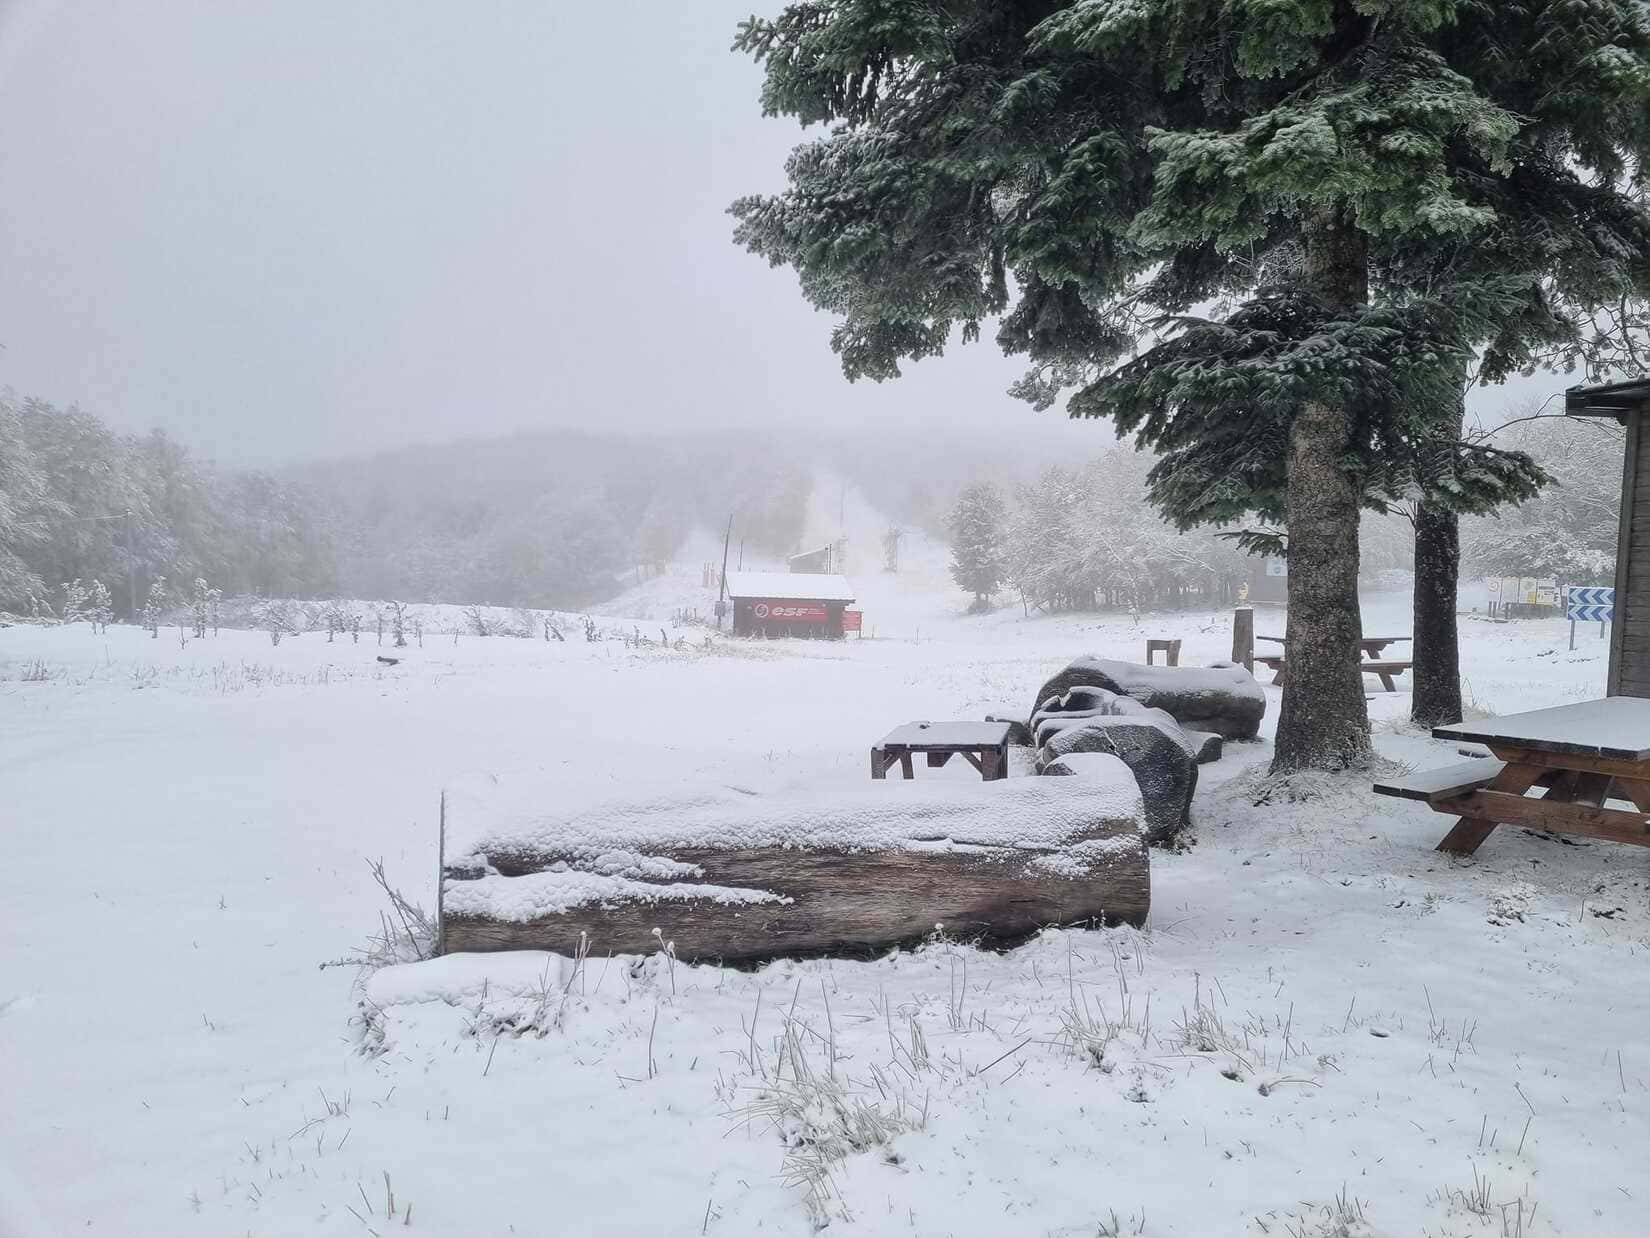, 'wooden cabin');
724,571,856,639
1565,377,1650,695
